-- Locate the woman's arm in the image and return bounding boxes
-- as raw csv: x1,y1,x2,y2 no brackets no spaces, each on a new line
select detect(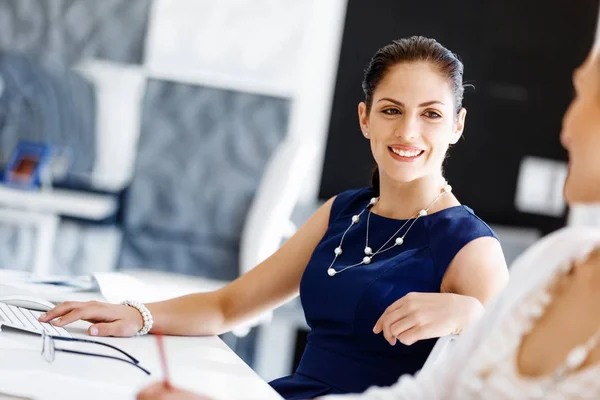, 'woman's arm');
439,236,509,330
40,197,336,337
441,236,509,304
324,251,510,400
149,197,336,336
373,236,508,346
